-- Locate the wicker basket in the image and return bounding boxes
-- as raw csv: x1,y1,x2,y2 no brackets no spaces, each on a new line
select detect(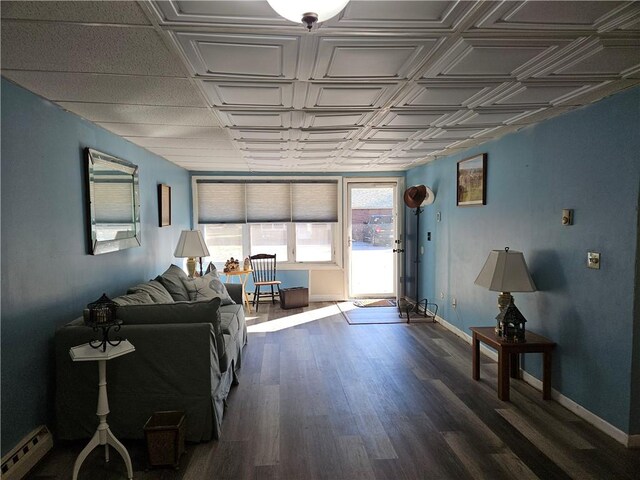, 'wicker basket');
279,287,309,309
143,411,185,469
